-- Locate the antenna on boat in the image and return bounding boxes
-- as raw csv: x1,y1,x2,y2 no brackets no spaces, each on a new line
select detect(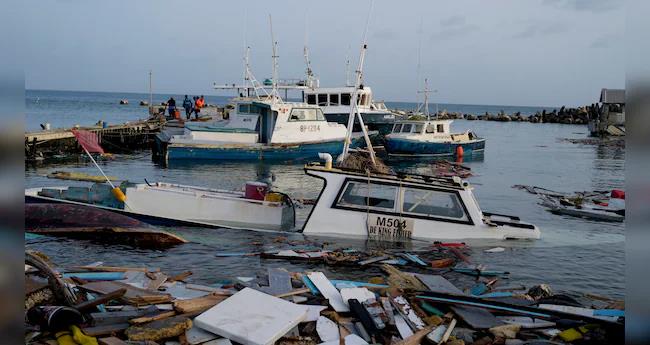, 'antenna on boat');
268,14,282,104
243,47,270,100
304,13,316,89
417,78,431,120
339,0,376,166
148,70,153,110
345,46,351,87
